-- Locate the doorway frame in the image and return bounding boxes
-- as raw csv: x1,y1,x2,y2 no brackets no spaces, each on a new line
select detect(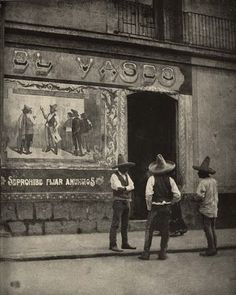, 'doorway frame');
117,88,194,194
